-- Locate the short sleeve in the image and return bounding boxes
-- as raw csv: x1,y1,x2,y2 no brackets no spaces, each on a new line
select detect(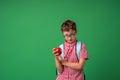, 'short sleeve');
80,43,89,60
